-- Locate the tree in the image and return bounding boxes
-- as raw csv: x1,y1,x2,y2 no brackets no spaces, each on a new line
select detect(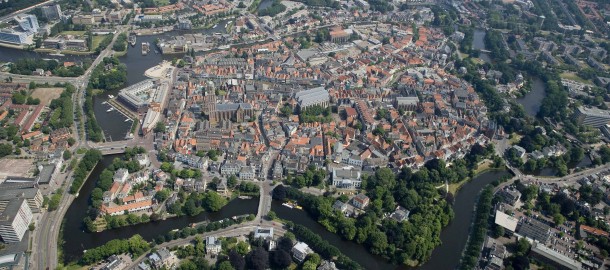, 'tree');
0,143,12,158
270,250,292,269
553,213,565,226
229,250,246,270
154,122,166,133
202,191,227,211
516,237,531,256
272,185,287,201
492,224,505,238
246,247,269,270
63,150,72,160
217,261,235,270
227,175,238,189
